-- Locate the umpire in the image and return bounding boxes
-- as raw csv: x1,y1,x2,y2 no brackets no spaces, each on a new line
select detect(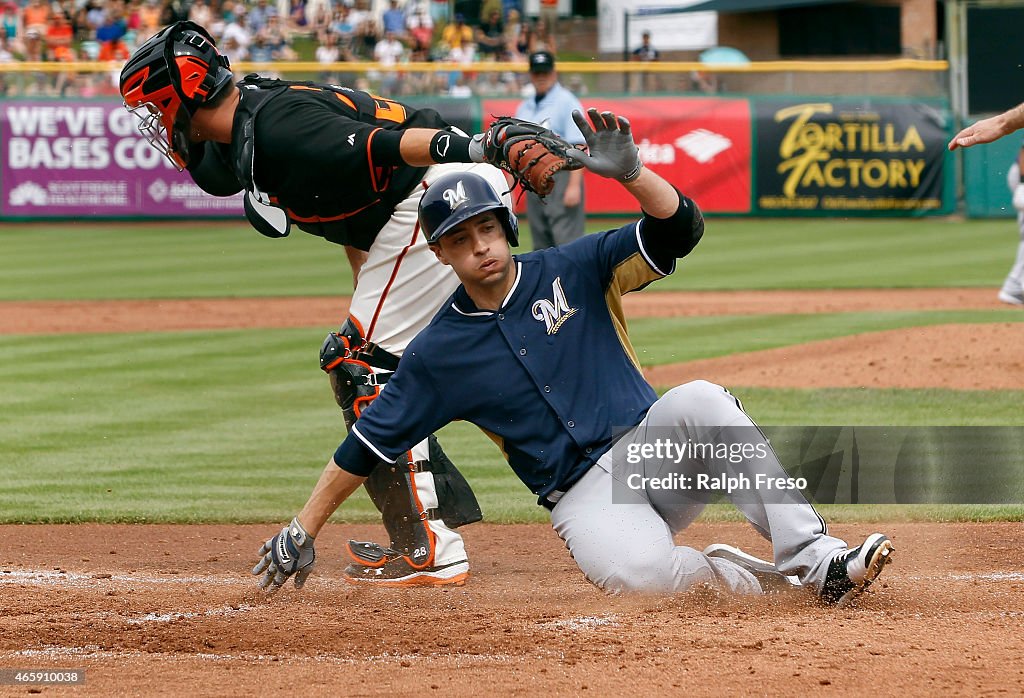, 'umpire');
516,50,587,250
